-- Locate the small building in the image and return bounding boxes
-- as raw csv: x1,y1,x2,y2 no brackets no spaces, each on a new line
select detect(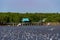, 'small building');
17,18,31,26
21,18,31,26
22,18,30,22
